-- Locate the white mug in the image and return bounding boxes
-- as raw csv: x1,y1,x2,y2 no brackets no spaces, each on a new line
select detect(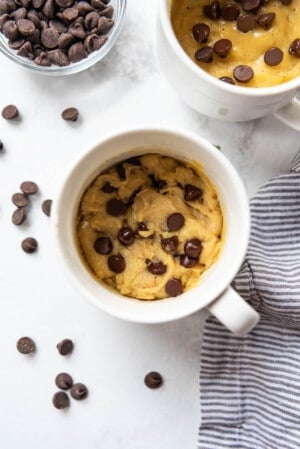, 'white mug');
53,127,259,336
157,0,300,129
